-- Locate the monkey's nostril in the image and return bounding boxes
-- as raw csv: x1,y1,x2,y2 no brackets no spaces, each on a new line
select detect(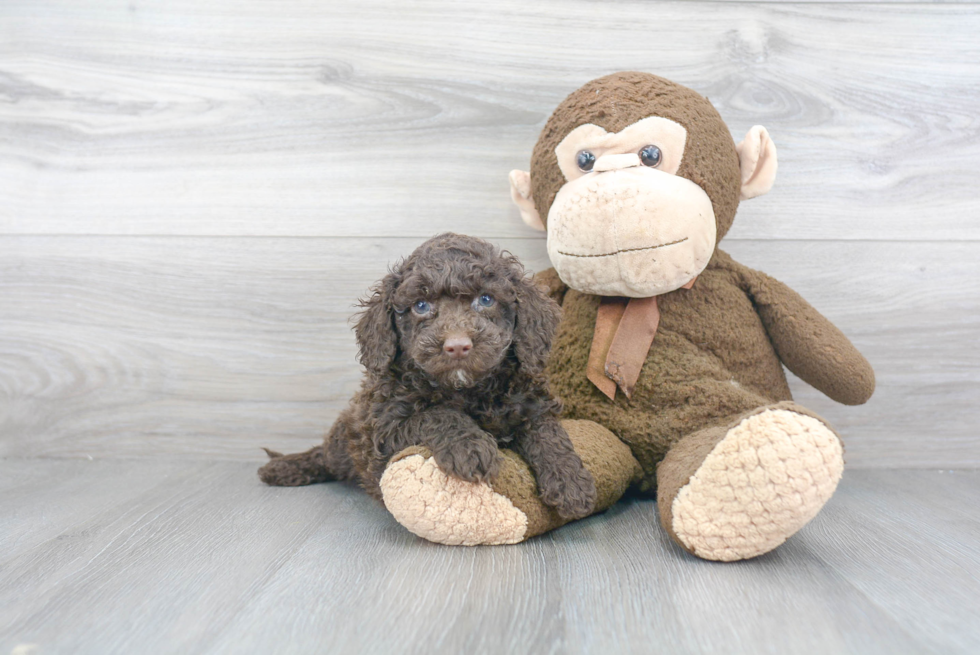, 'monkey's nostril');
443,336,473,359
